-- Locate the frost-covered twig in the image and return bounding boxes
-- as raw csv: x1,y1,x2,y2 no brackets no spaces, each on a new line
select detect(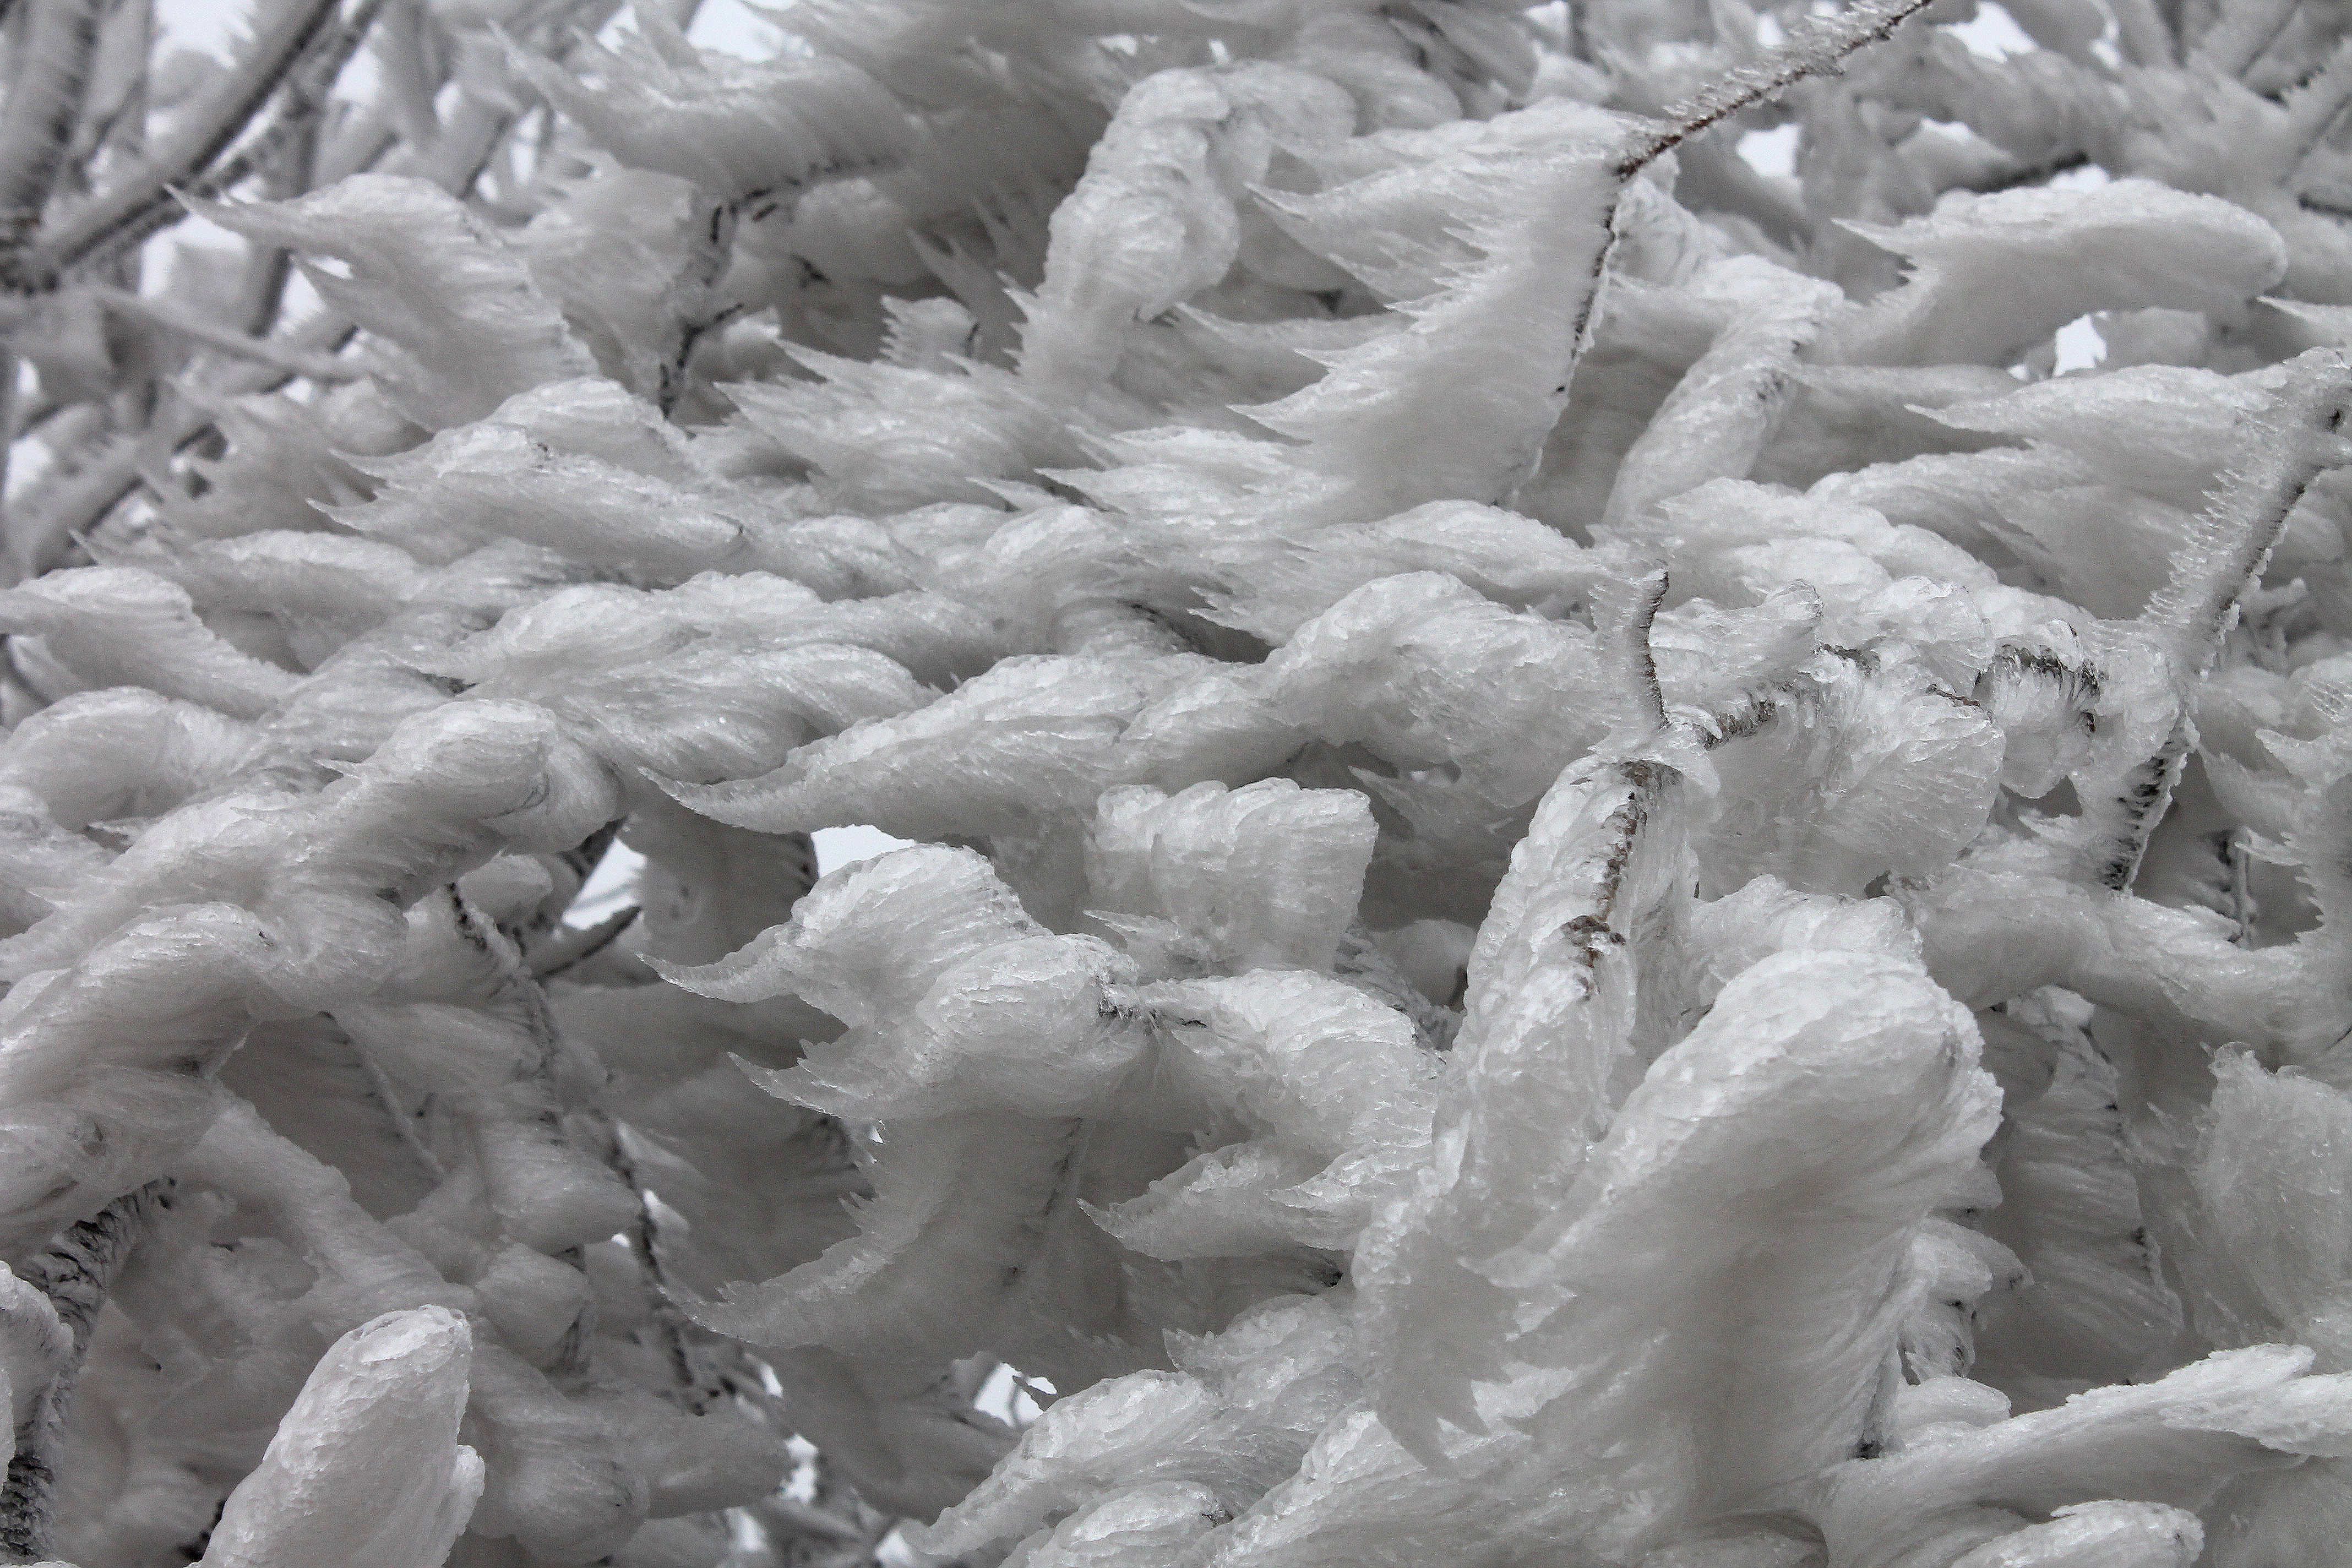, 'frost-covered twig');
19,0,366,286
82,284,362,381
2079,351,2352,890
0,0,105,281
1621,0,1946,173
0,1182,164,1562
